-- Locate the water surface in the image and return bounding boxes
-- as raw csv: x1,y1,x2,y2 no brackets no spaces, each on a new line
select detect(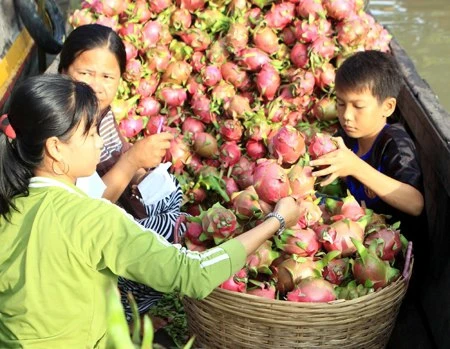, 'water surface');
370,0,450,112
